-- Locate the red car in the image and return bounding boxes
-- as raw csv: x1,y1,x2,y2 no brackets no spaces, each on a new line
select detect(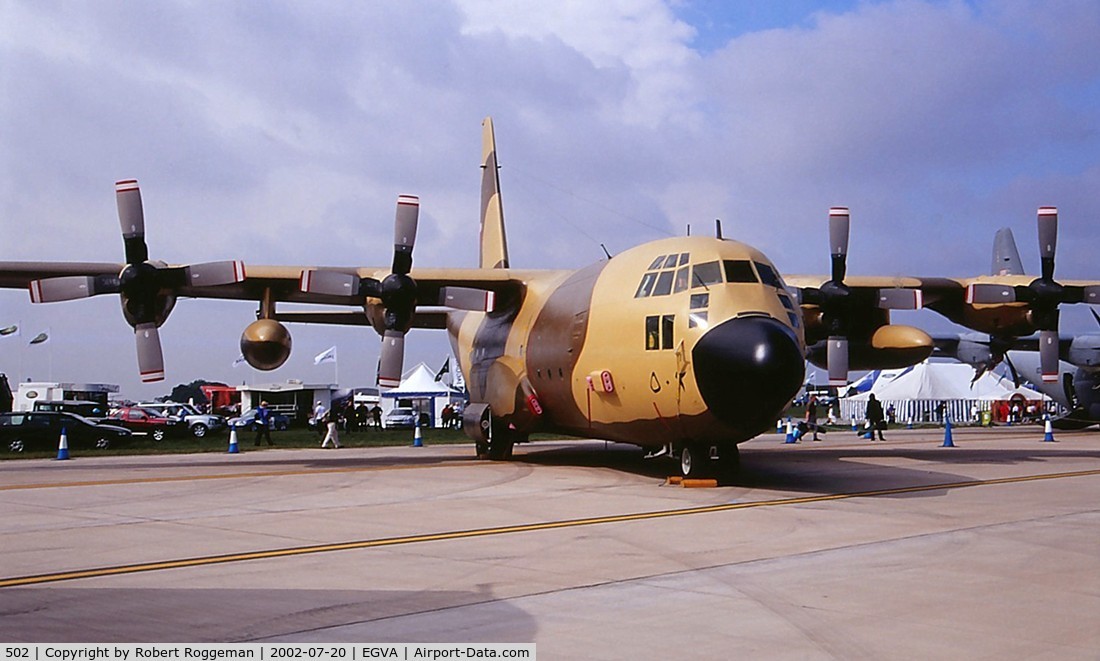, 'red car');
107,406,180,441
